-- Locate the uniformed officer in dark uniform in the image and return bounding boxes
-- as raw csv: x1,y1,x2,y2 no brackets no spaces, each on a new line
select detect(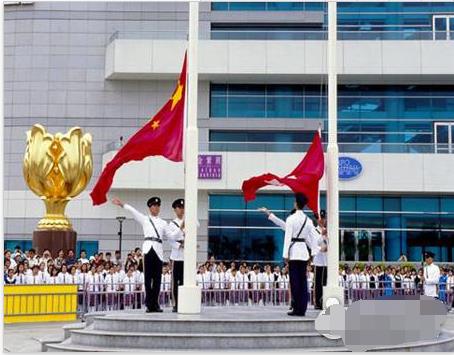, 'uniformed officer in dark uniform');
112,196,169,313
167,198,185,312
283,193,322,316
